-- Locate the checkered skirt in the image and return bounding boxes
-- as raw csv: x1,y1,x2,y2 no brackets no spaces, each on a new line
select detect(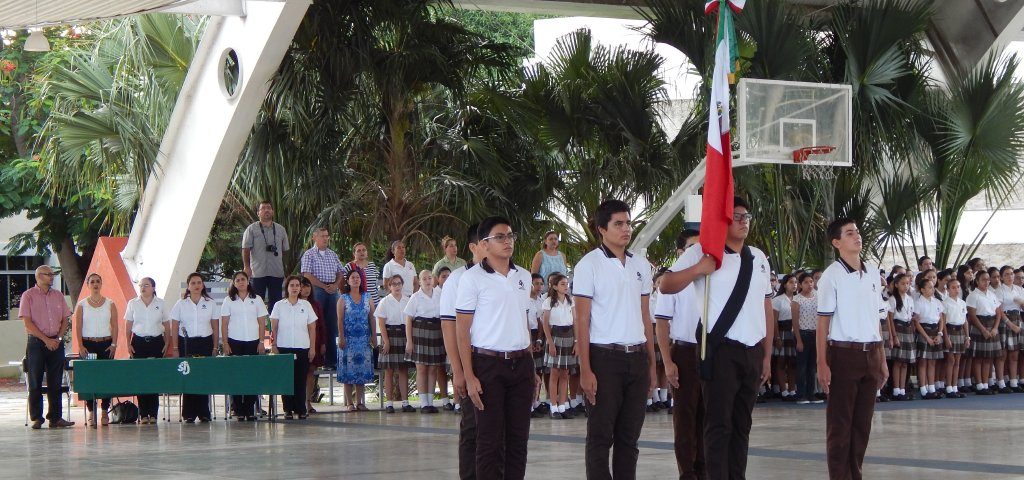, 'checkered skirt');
773,321,796,357
545,325,578,370
379,325,412,369
916,324,945,360
881,320,892,359
531,329,547,372
946,324,967,355
1002,310,1023,351
971,316,1003,359
407,318,445,366
891,321,917,363
653,327,664,365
